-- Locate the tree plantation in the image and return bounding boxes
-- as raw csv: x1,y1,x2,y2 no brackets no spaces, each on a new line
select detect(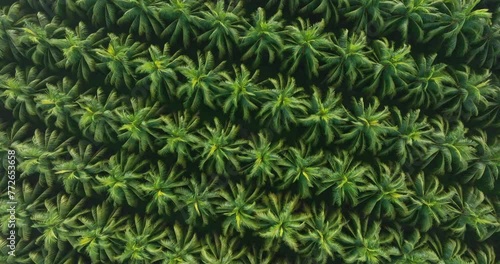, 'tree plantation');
0,0,499,263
